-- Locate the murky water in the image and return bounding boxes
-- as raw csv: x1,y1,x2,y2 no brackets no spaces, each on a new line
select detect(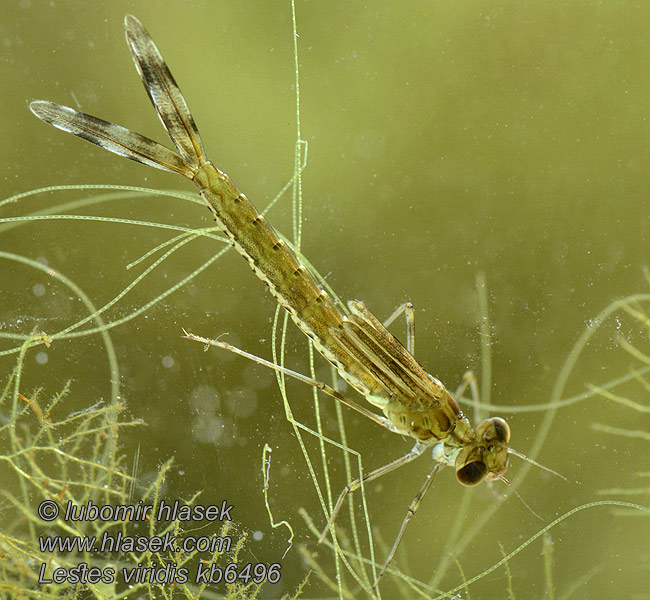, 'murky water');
2,2,650,598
